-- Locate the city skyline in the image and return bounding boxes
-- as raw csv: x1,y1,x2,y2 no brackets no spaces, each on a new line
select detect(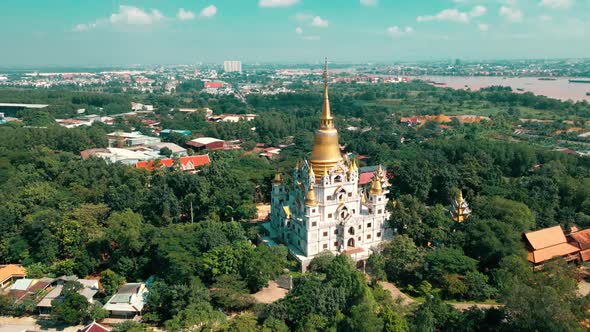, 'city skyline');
1,0,589,66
